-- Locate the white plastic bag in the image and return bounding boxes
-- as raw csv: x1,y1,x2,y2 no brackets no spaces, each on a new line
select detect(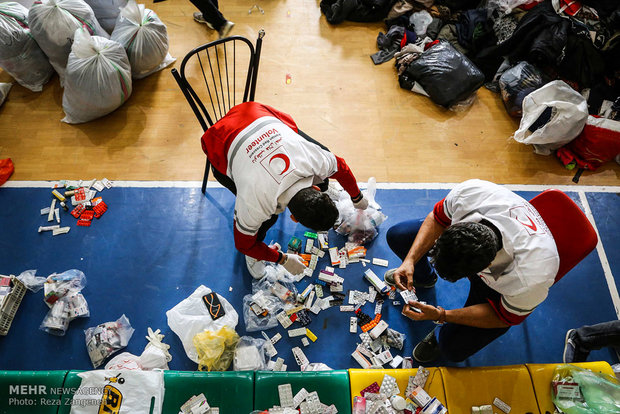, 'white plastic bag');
242,293,282,332
166,285,238,364
84,314,135,368
410,10,432,36
0,2,53,91
16,269,45,292
28,0,109,81
69,370,164,414
513,80,589,155
110,0,175,79
104,327,172,370
84,0,128,34
62,27,132,124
